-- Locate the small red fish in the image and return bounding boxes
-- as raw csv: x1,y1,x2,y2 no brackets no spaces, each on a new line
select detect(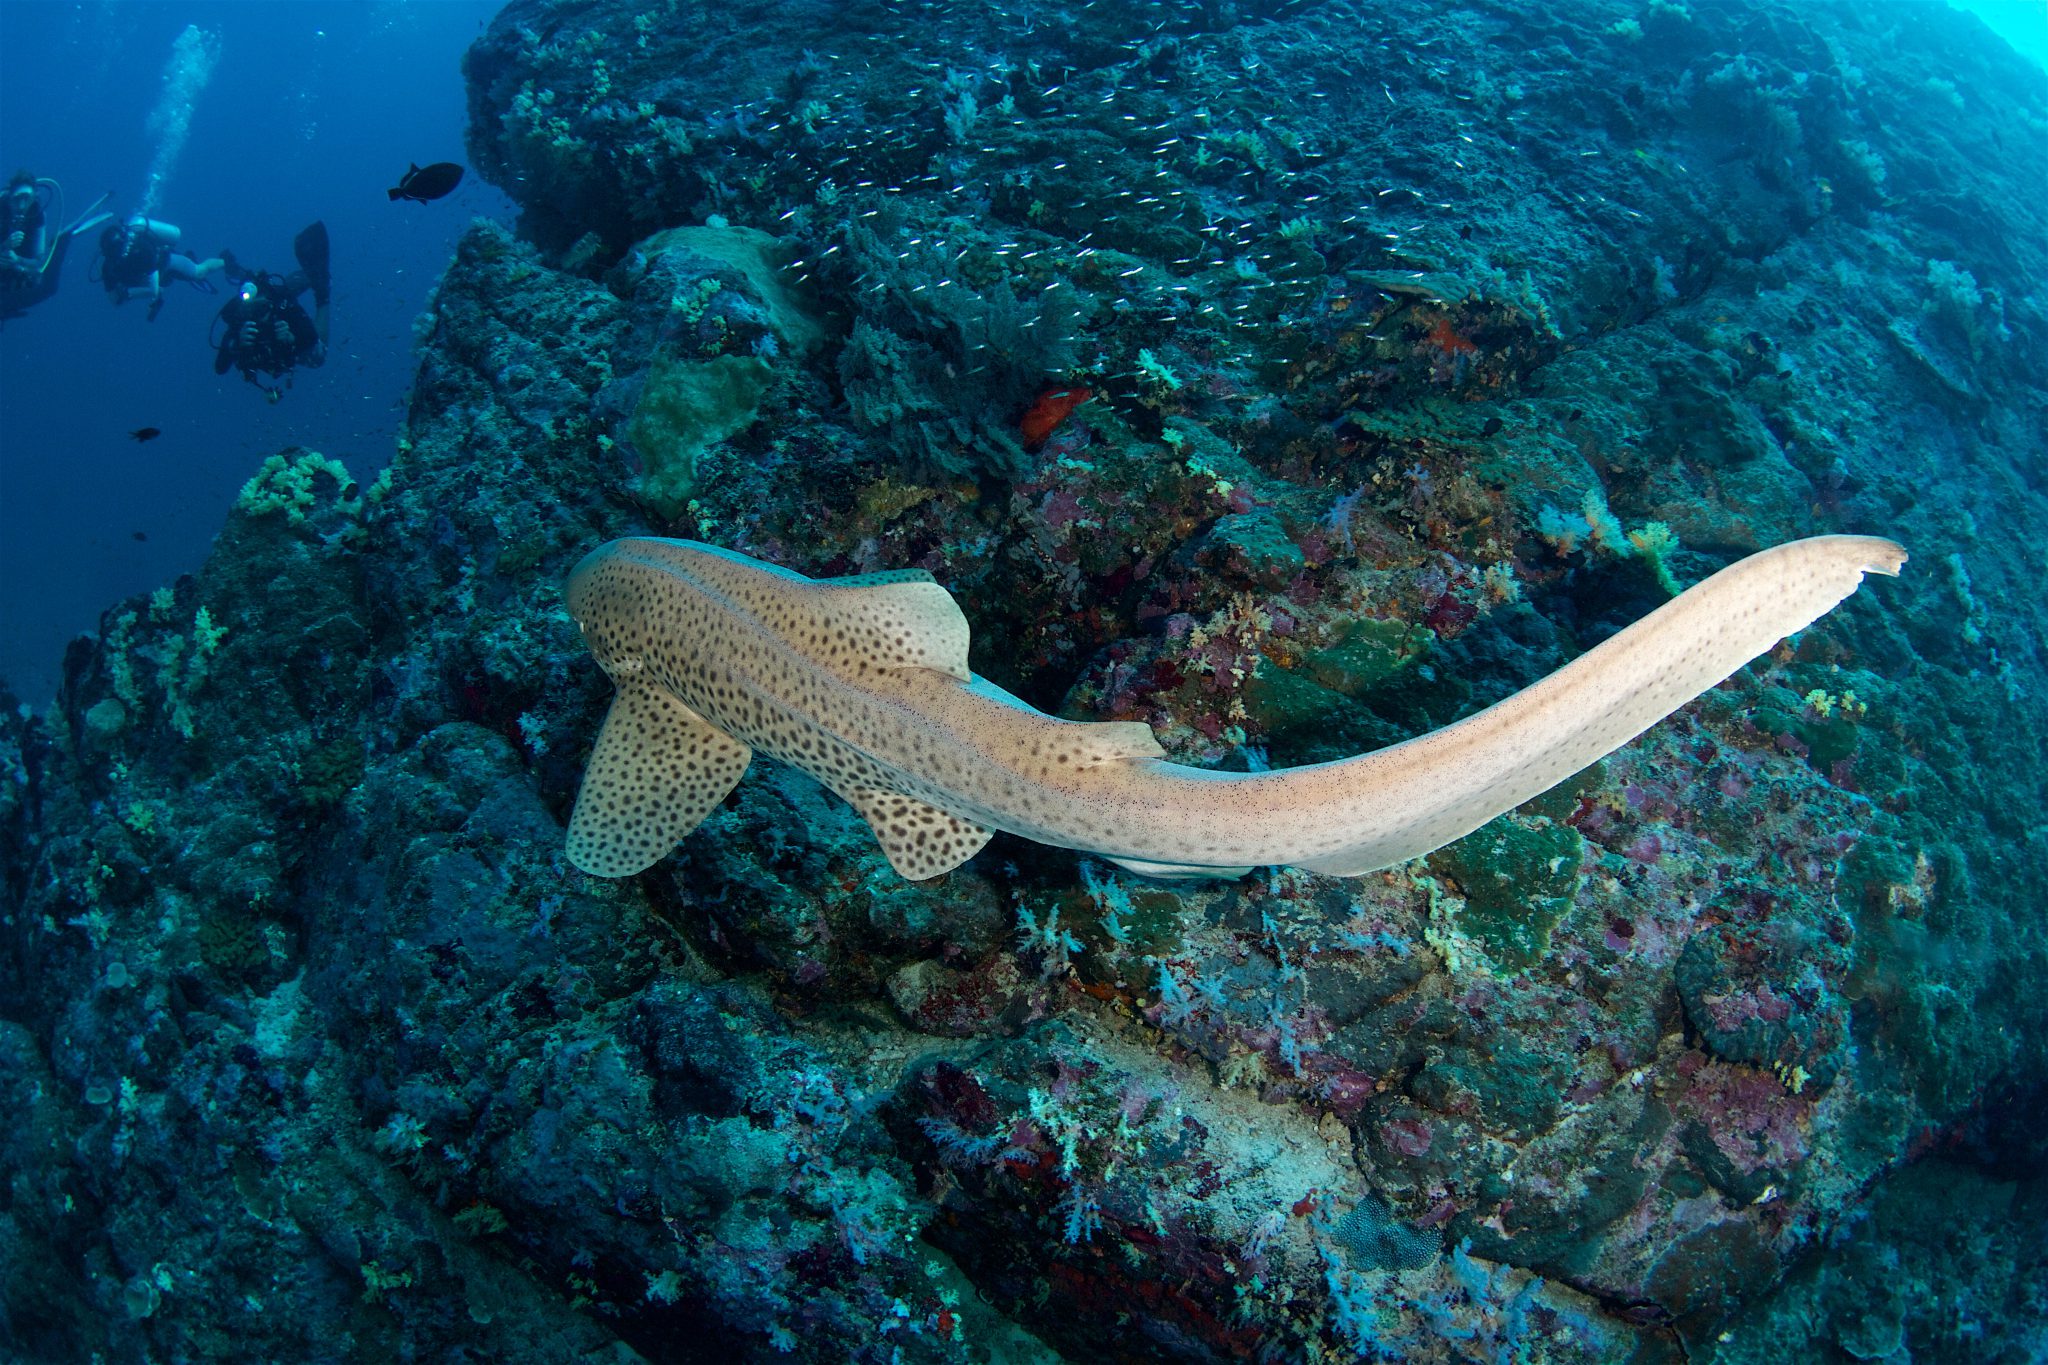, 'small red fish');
1423,316,1477,357
1019,386,1093,447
